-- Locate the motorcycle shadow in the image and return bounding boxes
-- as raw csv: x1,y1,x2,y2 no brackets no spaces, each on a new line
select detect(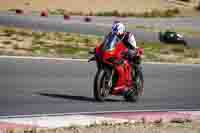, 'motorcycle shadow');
38,92,123,102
